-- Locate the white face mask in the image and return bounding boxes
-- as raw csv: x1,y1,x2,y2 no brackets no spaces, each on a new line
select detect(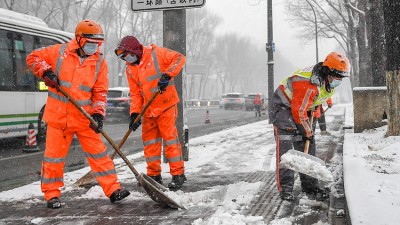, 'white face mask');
329,79,342,88
125,54,138,64
83,42,98,55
